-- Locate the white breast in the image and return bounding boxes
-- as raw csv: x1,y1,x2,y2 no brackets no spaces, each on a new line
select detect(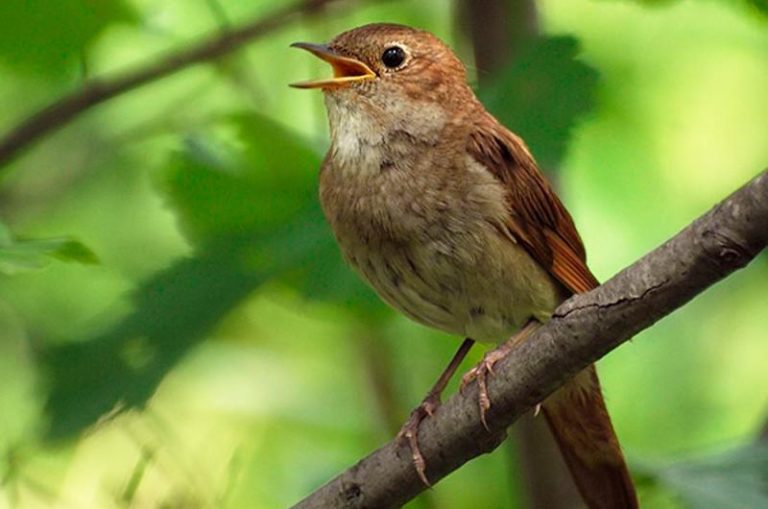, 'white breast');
324,93,384,172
